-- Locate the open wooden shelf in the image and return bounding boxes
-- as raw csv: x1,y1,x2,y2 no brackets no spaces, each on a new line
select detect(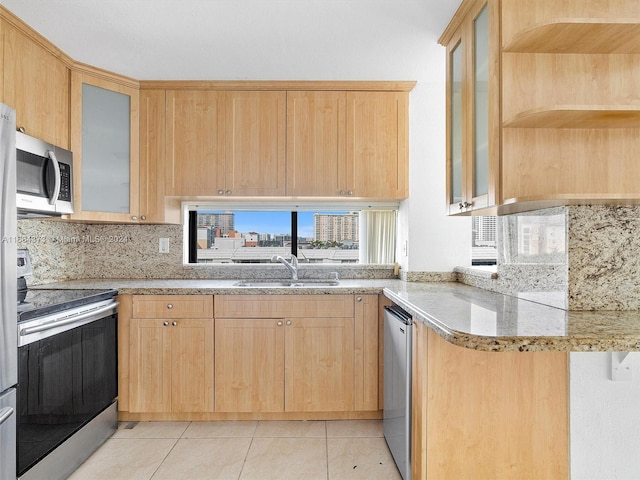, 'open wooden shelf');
503,106,640,129
503,19,640,54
